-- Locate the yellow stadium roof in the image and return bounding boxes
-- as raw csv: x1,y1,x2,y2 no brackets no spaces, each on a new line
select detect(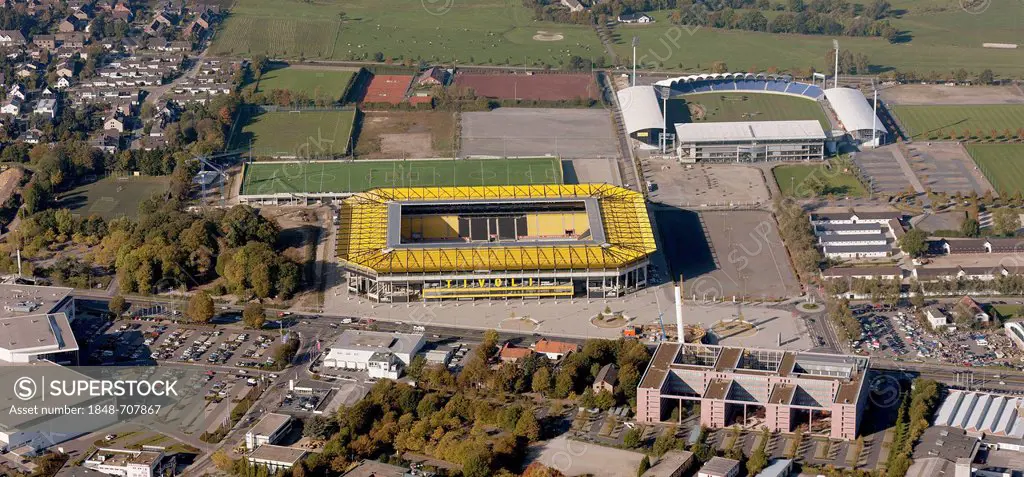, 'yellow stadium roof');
337,184,656,275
